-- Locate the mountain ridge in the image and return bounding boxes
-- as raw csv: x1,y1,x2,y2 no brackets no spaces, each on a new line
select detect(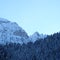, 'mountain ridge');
0,18,47,44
